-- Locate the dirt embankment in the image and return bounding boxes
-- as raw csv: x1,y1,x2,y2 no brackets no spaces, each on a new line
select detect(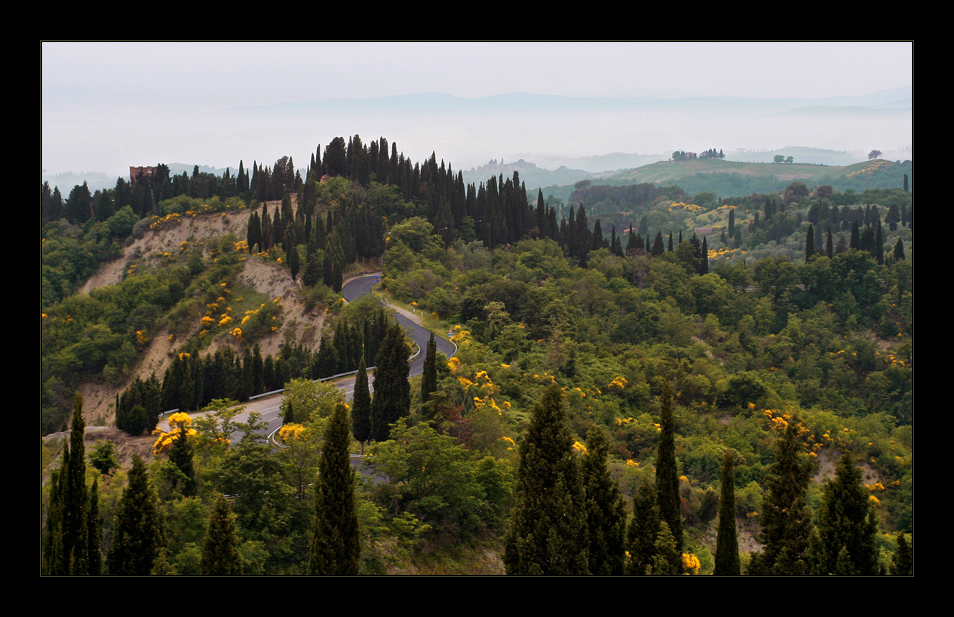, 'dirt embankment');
67,201,325,455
